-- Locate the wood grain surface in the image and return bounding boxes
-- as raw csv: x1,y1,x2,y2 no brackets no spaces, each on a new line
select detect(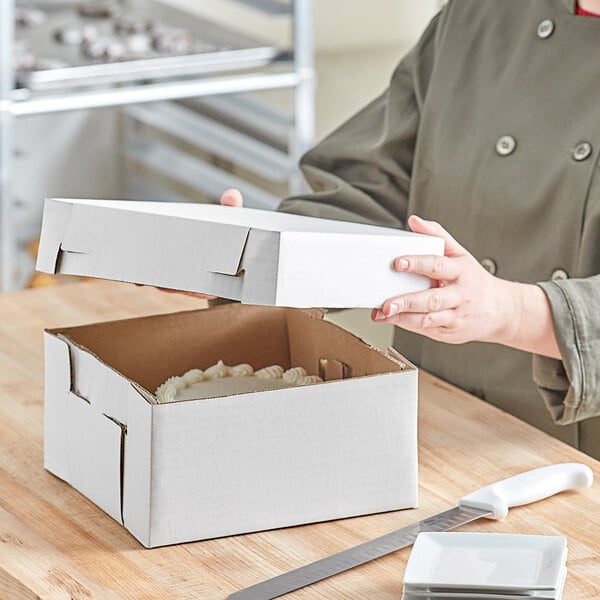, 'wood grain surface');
0,280,598,599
